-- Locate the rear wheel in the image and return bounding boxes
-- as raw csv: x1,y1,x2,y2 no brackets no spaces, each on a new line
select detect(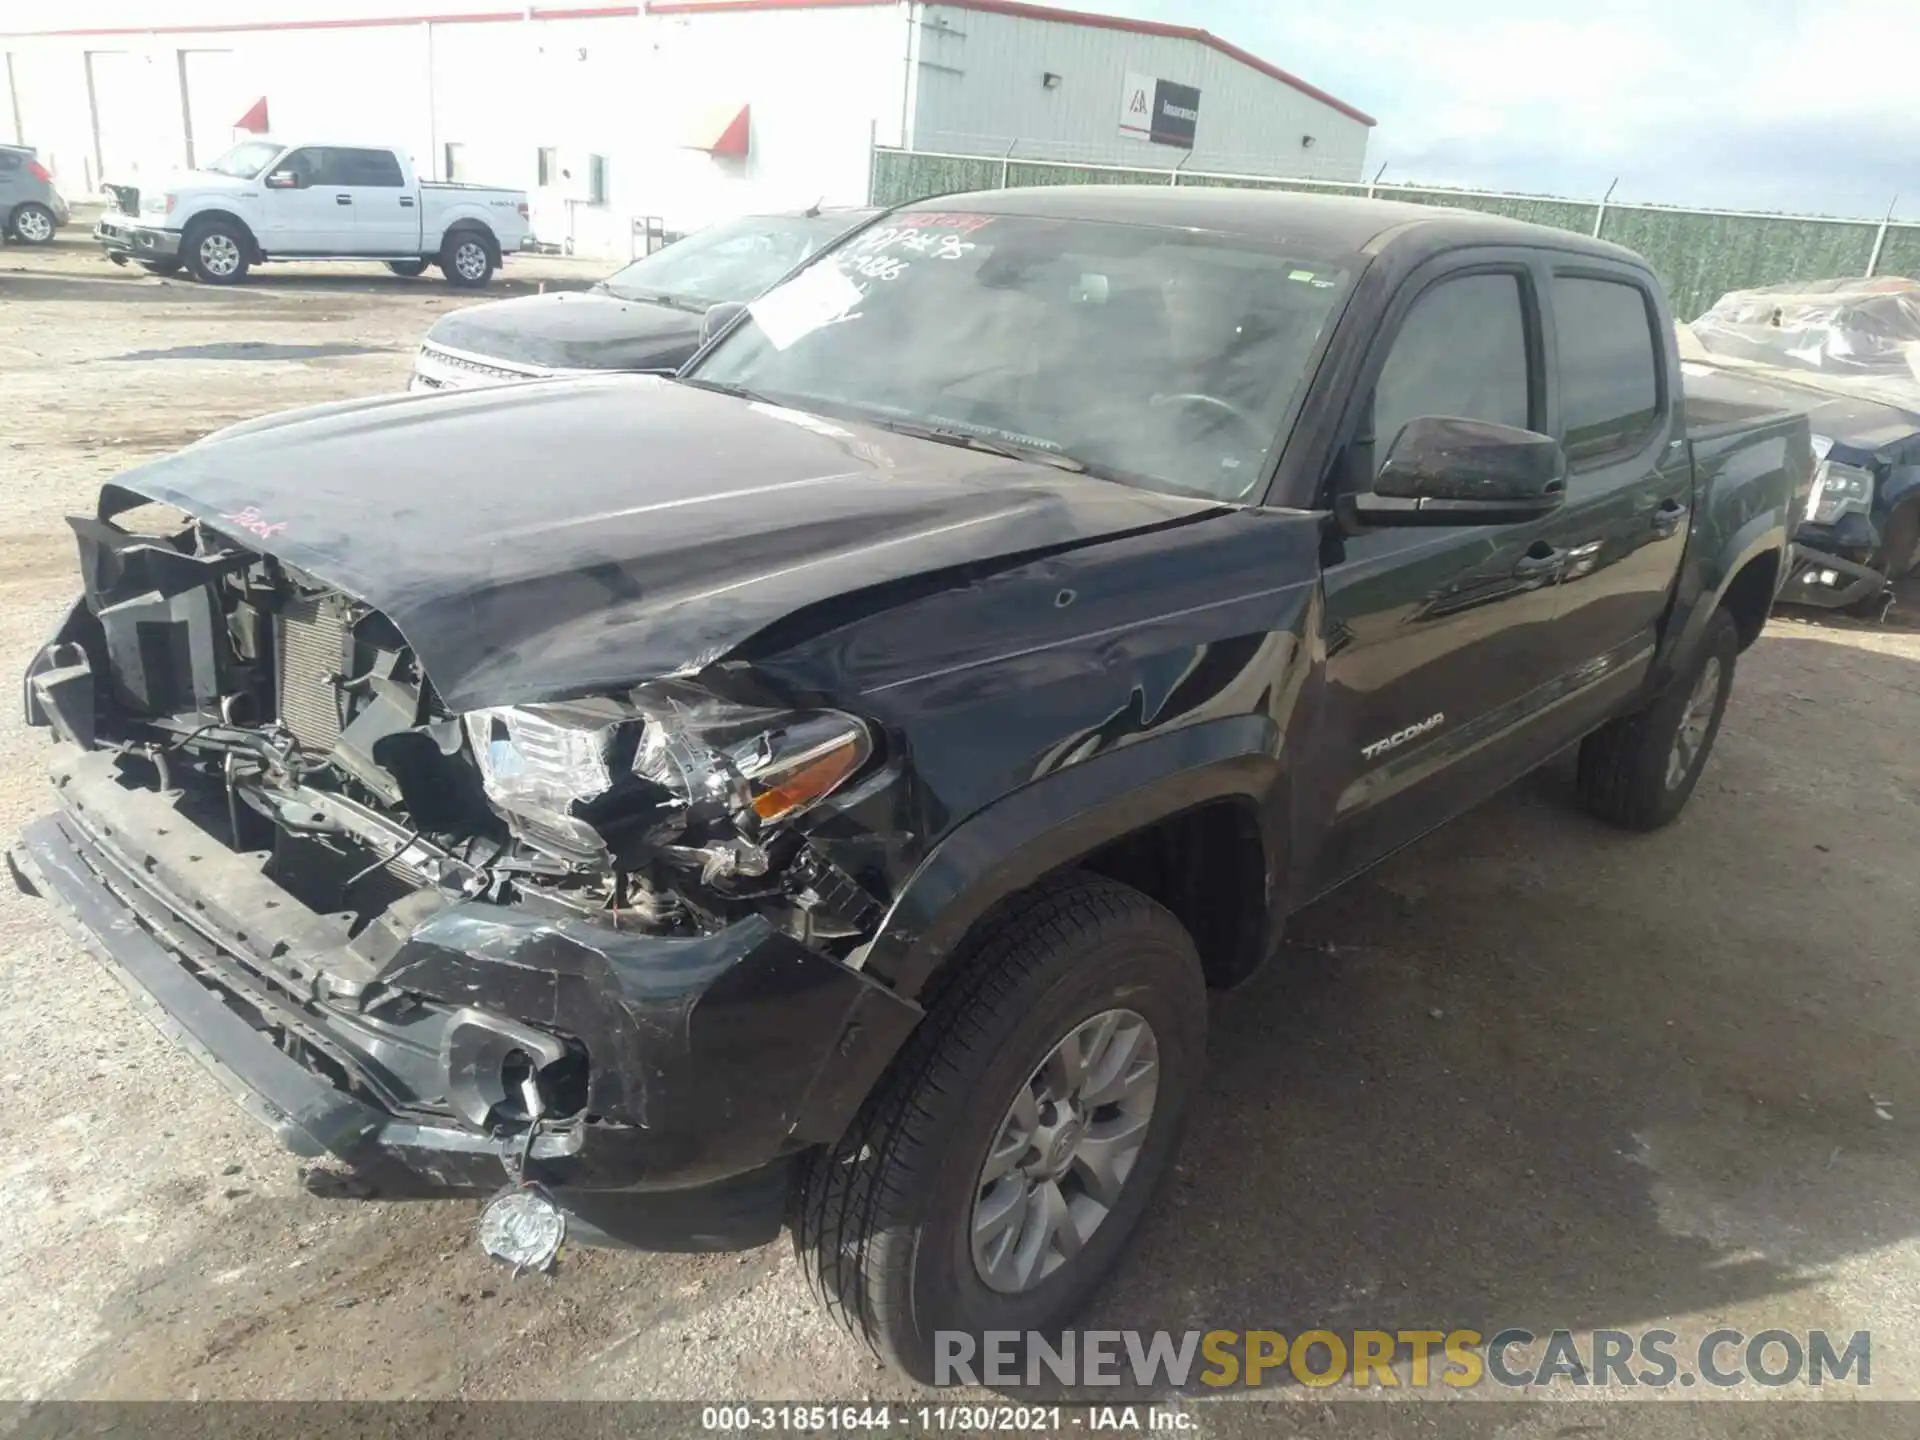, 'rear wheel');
1577,608,1738,831
183,219,251,284
439,231,495,288
9,202,57,244
386,258,429,278
792,873,1206,1382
